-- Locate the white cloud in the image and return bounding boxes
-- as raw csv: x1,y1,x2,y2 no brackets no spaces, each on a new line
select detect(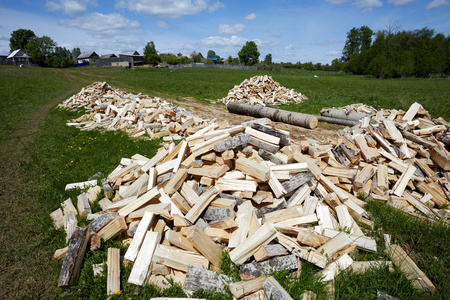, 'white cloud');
387,0,415,5
326,50,341,56
325,0,383,10
426,0,449,9
209,1,225,11
244,13,256,21
201,35,248,47
218,24,245,35
284,44,296,50
115,0,224,18
45,0,97,16
156,21,169,28
59,13,140,38
353,0,383,10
